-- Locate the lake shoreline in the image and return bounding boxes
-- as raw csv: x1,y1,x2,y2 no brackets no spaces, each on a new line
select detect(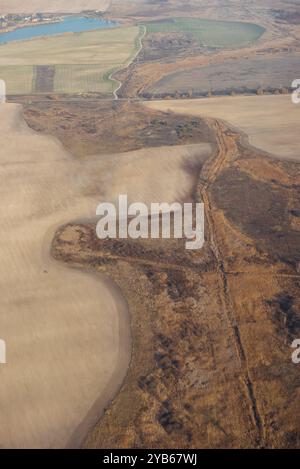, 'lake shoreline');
0,15,117,44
